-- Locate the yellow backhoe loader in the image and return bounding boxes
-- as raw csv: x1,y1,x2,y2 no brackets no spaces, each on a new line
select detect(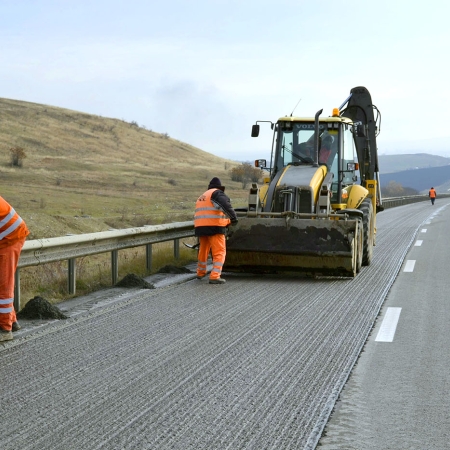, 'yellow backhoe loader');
224,86,383,277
